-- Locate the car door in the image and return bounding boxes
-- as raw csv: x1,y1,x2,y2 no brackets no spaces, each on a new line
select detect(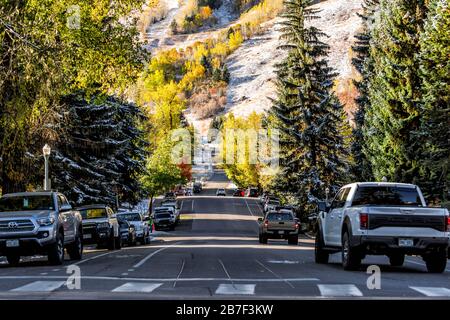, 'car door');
58,194,75,242
324,189,345,245
107,207,119,237
327,188,351,246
